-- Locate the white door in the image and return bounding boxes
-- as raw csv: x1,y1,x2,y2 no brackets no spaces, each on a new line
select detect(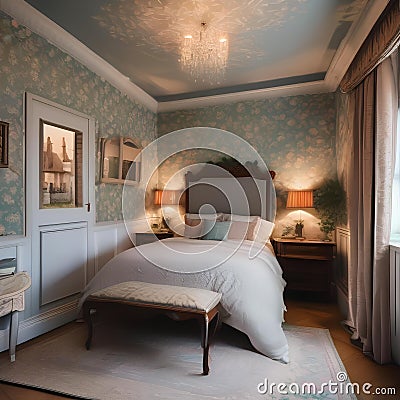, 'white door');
25,93,95,313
